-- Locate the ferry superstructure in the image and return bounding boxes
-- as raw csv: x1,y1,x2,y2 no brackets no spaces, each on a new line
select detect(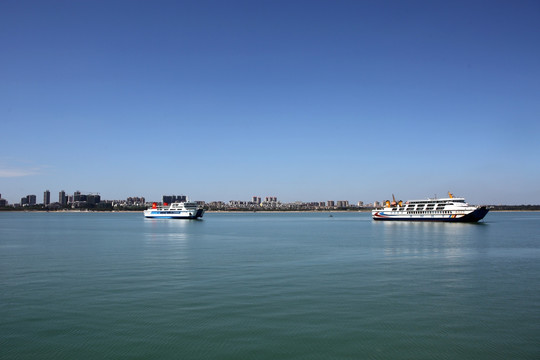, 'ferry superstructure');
372,193,489,222
144,201,205,219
